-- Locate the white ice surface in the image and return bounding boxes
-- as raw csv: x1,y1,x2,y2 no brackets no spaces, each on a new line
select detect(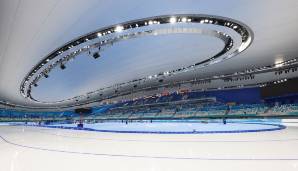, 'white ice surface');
1,121,298,171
